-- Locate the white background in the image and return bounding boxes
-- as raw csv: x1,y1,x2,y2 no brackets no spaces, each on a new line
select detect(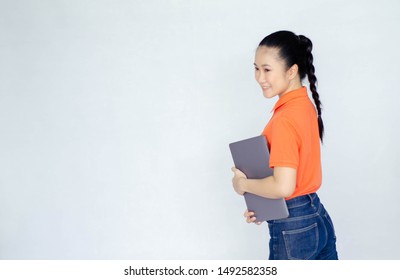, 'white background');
0,0,399,259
